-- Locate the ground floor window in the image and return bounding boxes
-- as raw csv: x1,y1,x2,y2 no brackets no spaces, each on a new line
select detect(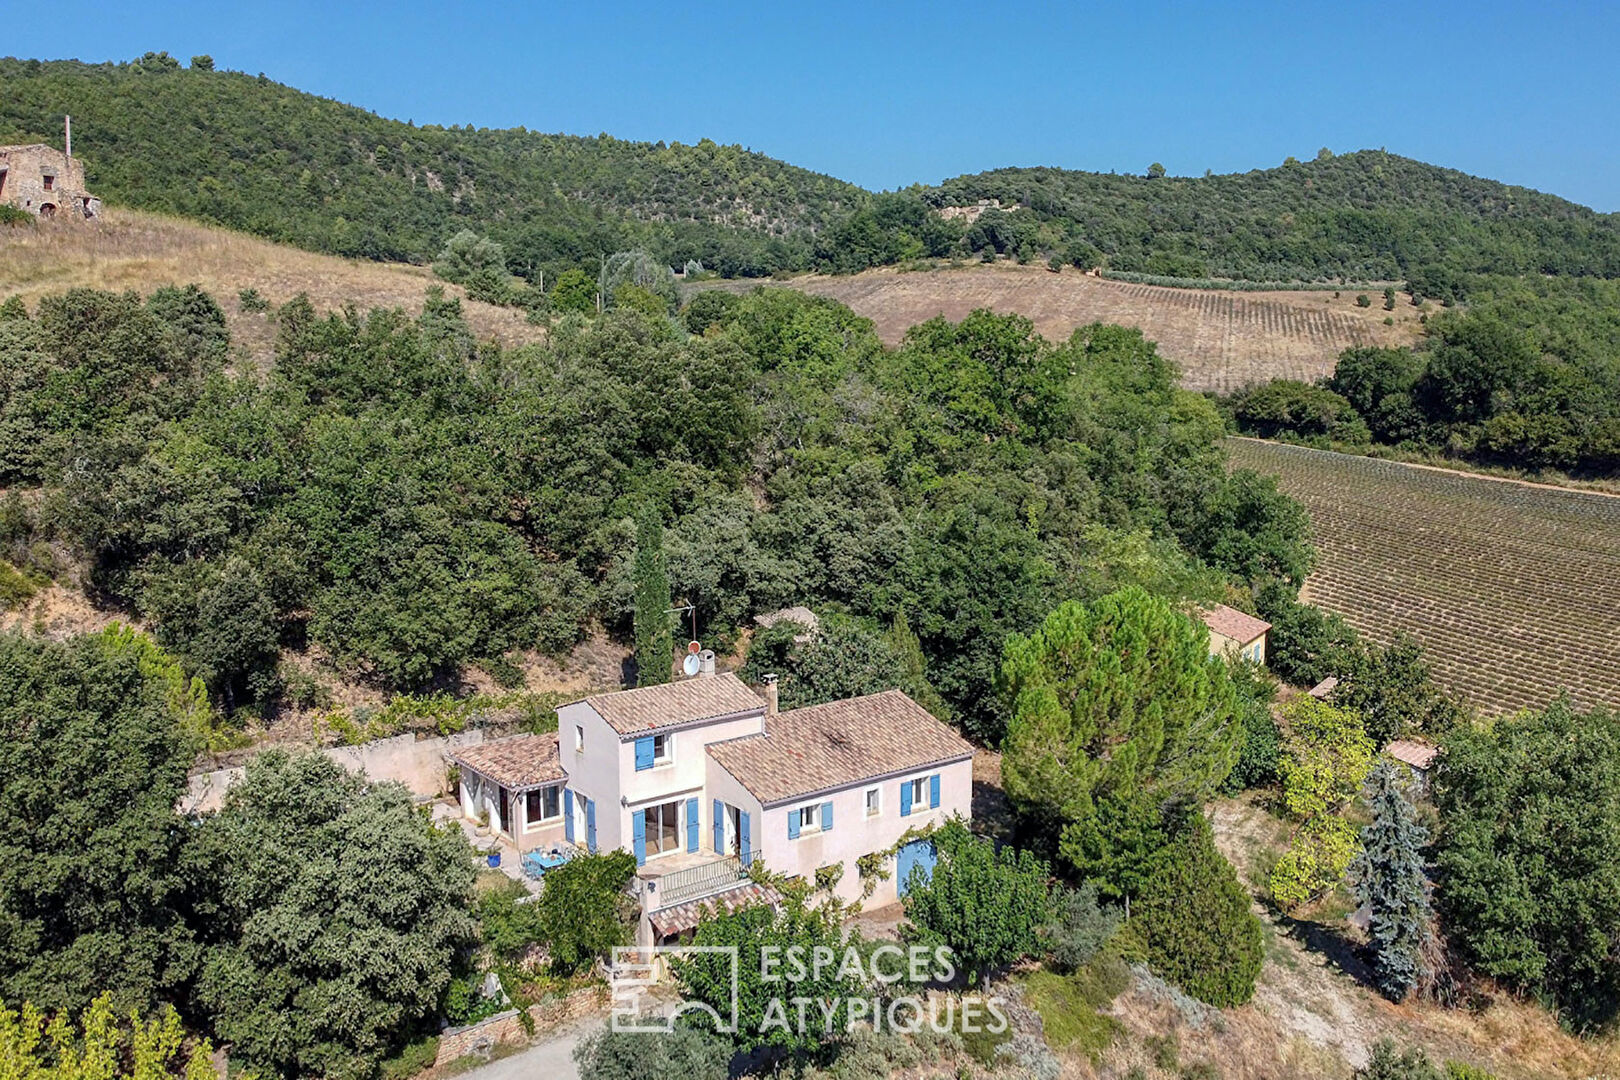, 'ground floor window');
644,800,681,856
525,784,561,827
